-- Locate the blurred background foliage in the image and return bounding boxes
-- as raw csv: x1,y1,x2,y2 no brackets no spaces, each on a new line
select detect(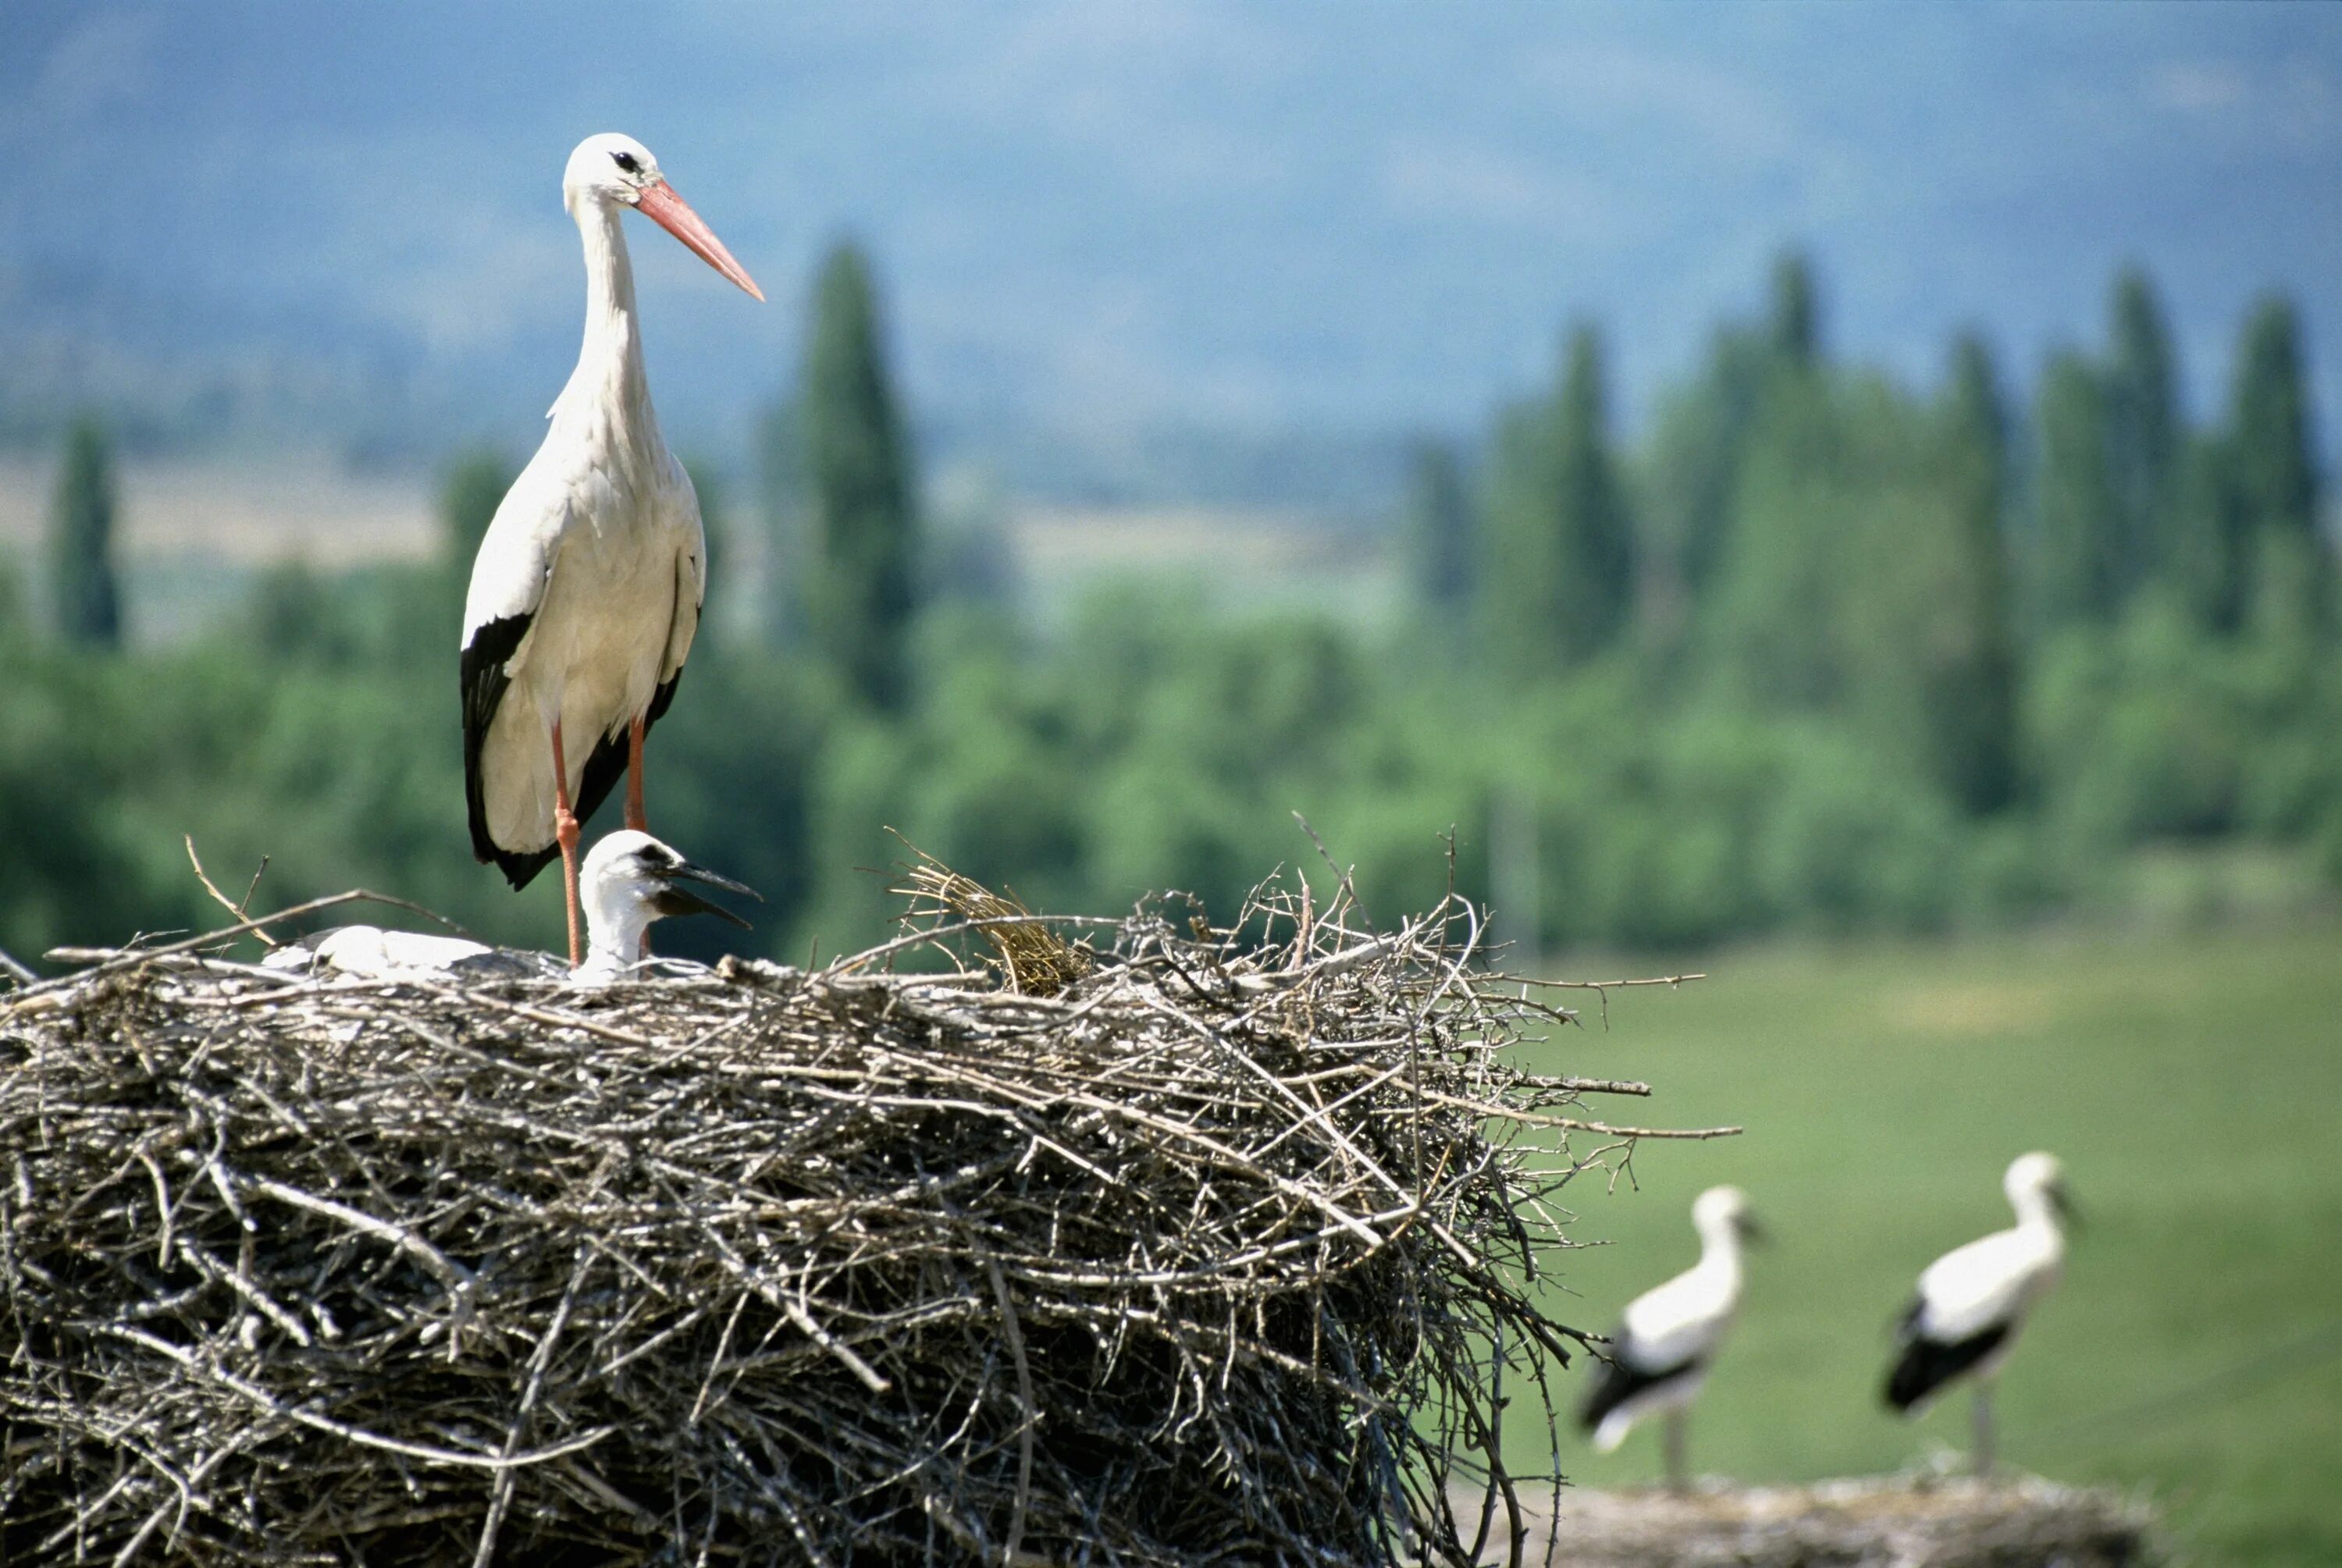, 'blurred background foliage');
2,246,2333,970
